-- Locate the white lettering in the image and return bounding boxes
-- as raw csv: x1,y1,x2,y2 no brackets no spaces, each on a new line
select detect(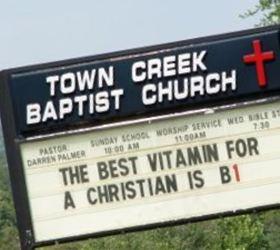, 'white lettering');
77,70,96,91
158,81,173,103
178,53,191,75
193,50,207,72
95,91,110,113
222,70,236,92
148,58,162,80
61,73,76,94
142,84,157,105
46,76,59,96
98,66,114,87
163,55,176,77
111,89,124,110
132,61,146,82
59,98,73,119
206,73,220,94
42,101,58,122
27,103,41,125
190,76,204,97
74,95,87,116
